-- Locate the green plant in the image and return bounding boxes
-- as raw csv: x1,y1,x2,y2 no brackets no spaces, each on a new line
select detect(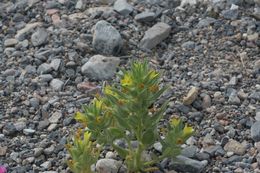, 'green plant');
67,61,194,173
